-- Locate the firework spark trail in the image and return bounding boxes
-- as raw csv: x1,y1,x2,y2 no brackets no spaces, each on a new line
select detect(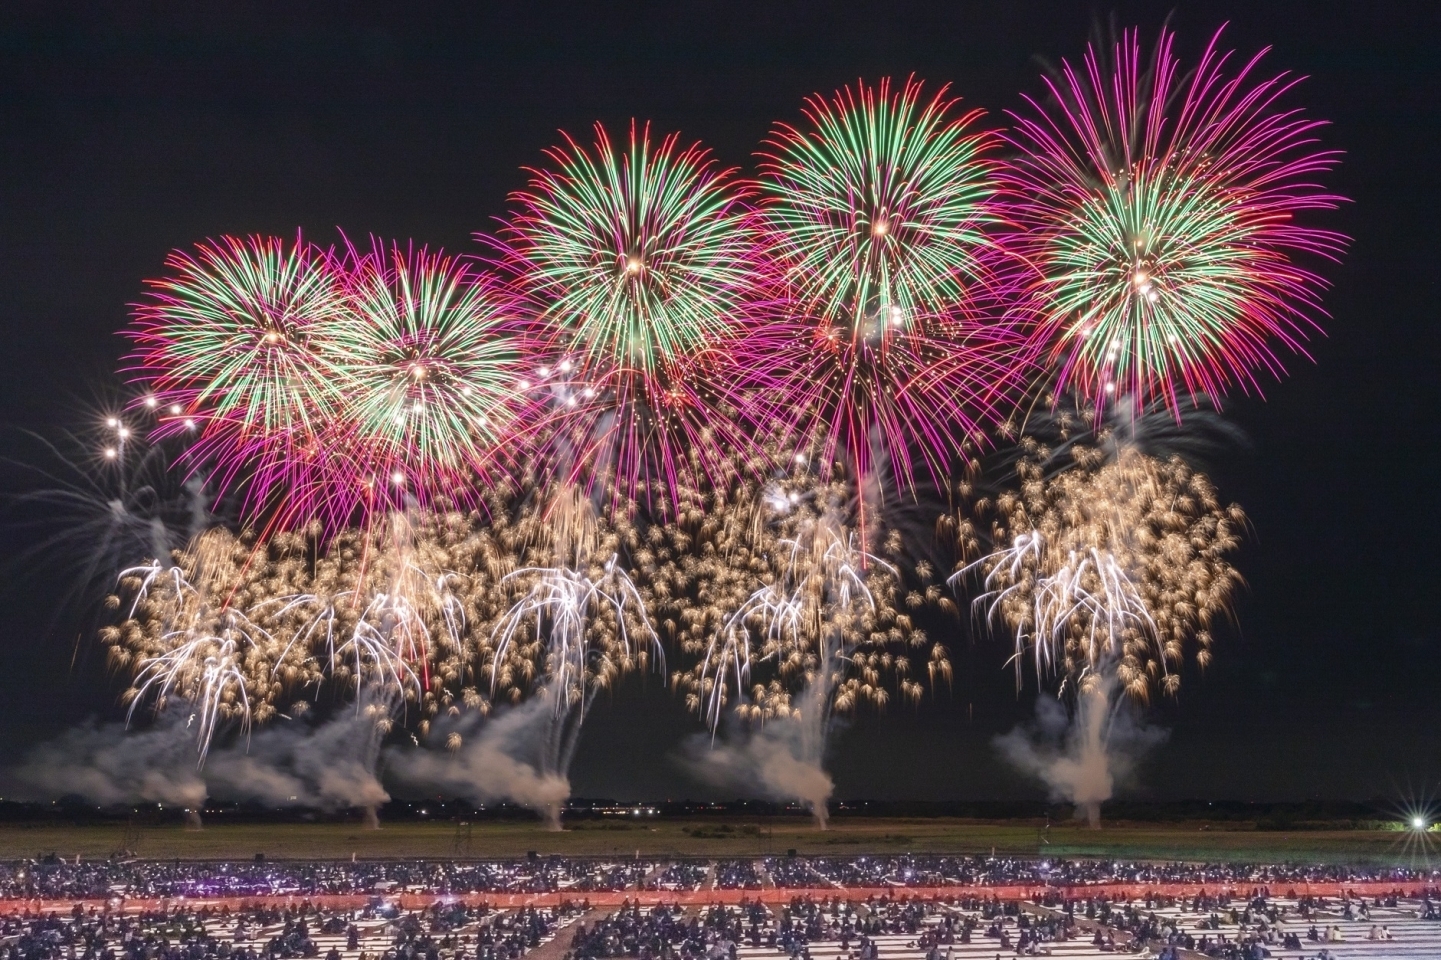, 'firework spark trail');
953,440,1223,825
650,464,949,826
1005,25,1347,412
953,431,1242,704
115,555,267,762
475,484,662,820
653,464,948,739
704,512,888,827
492,554,654,715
